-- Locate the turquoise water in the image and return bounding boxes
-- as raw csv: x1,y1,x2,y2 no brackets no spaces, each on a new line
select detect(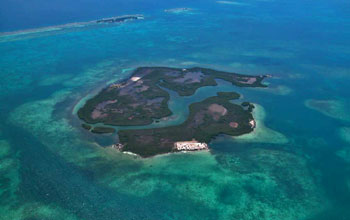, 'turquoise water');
1,0,350,219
